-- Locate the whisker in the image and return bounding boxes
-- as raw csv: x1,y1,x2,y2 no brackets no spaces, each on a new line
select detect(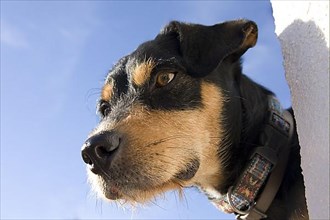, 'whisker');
143,135,191,148
165,146,210,159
